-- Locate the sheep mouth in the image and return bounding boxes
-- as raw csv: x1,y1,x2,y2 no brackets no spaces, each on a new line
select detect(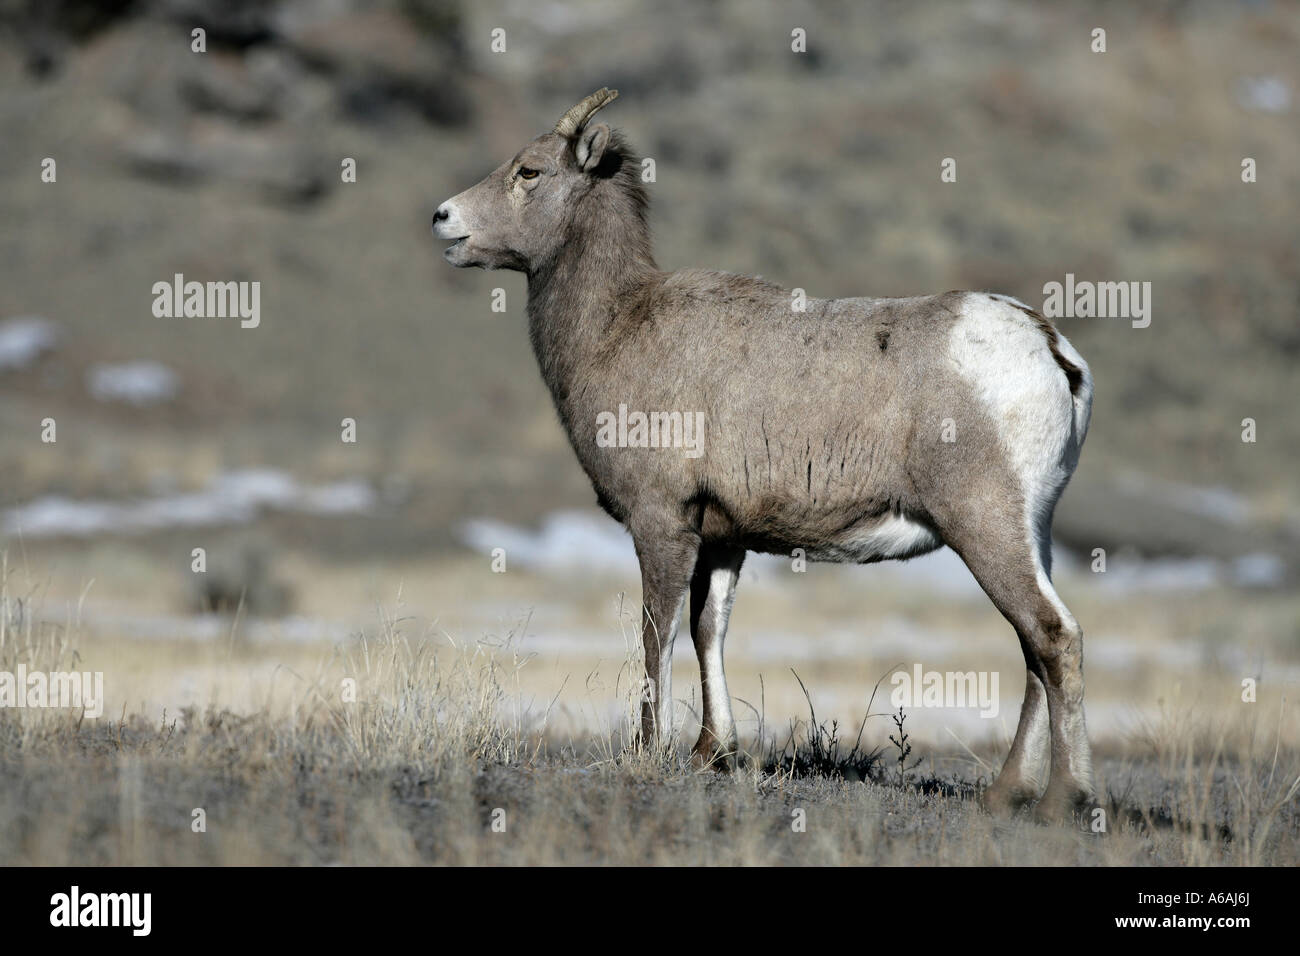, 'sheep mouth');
442,235,475,266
